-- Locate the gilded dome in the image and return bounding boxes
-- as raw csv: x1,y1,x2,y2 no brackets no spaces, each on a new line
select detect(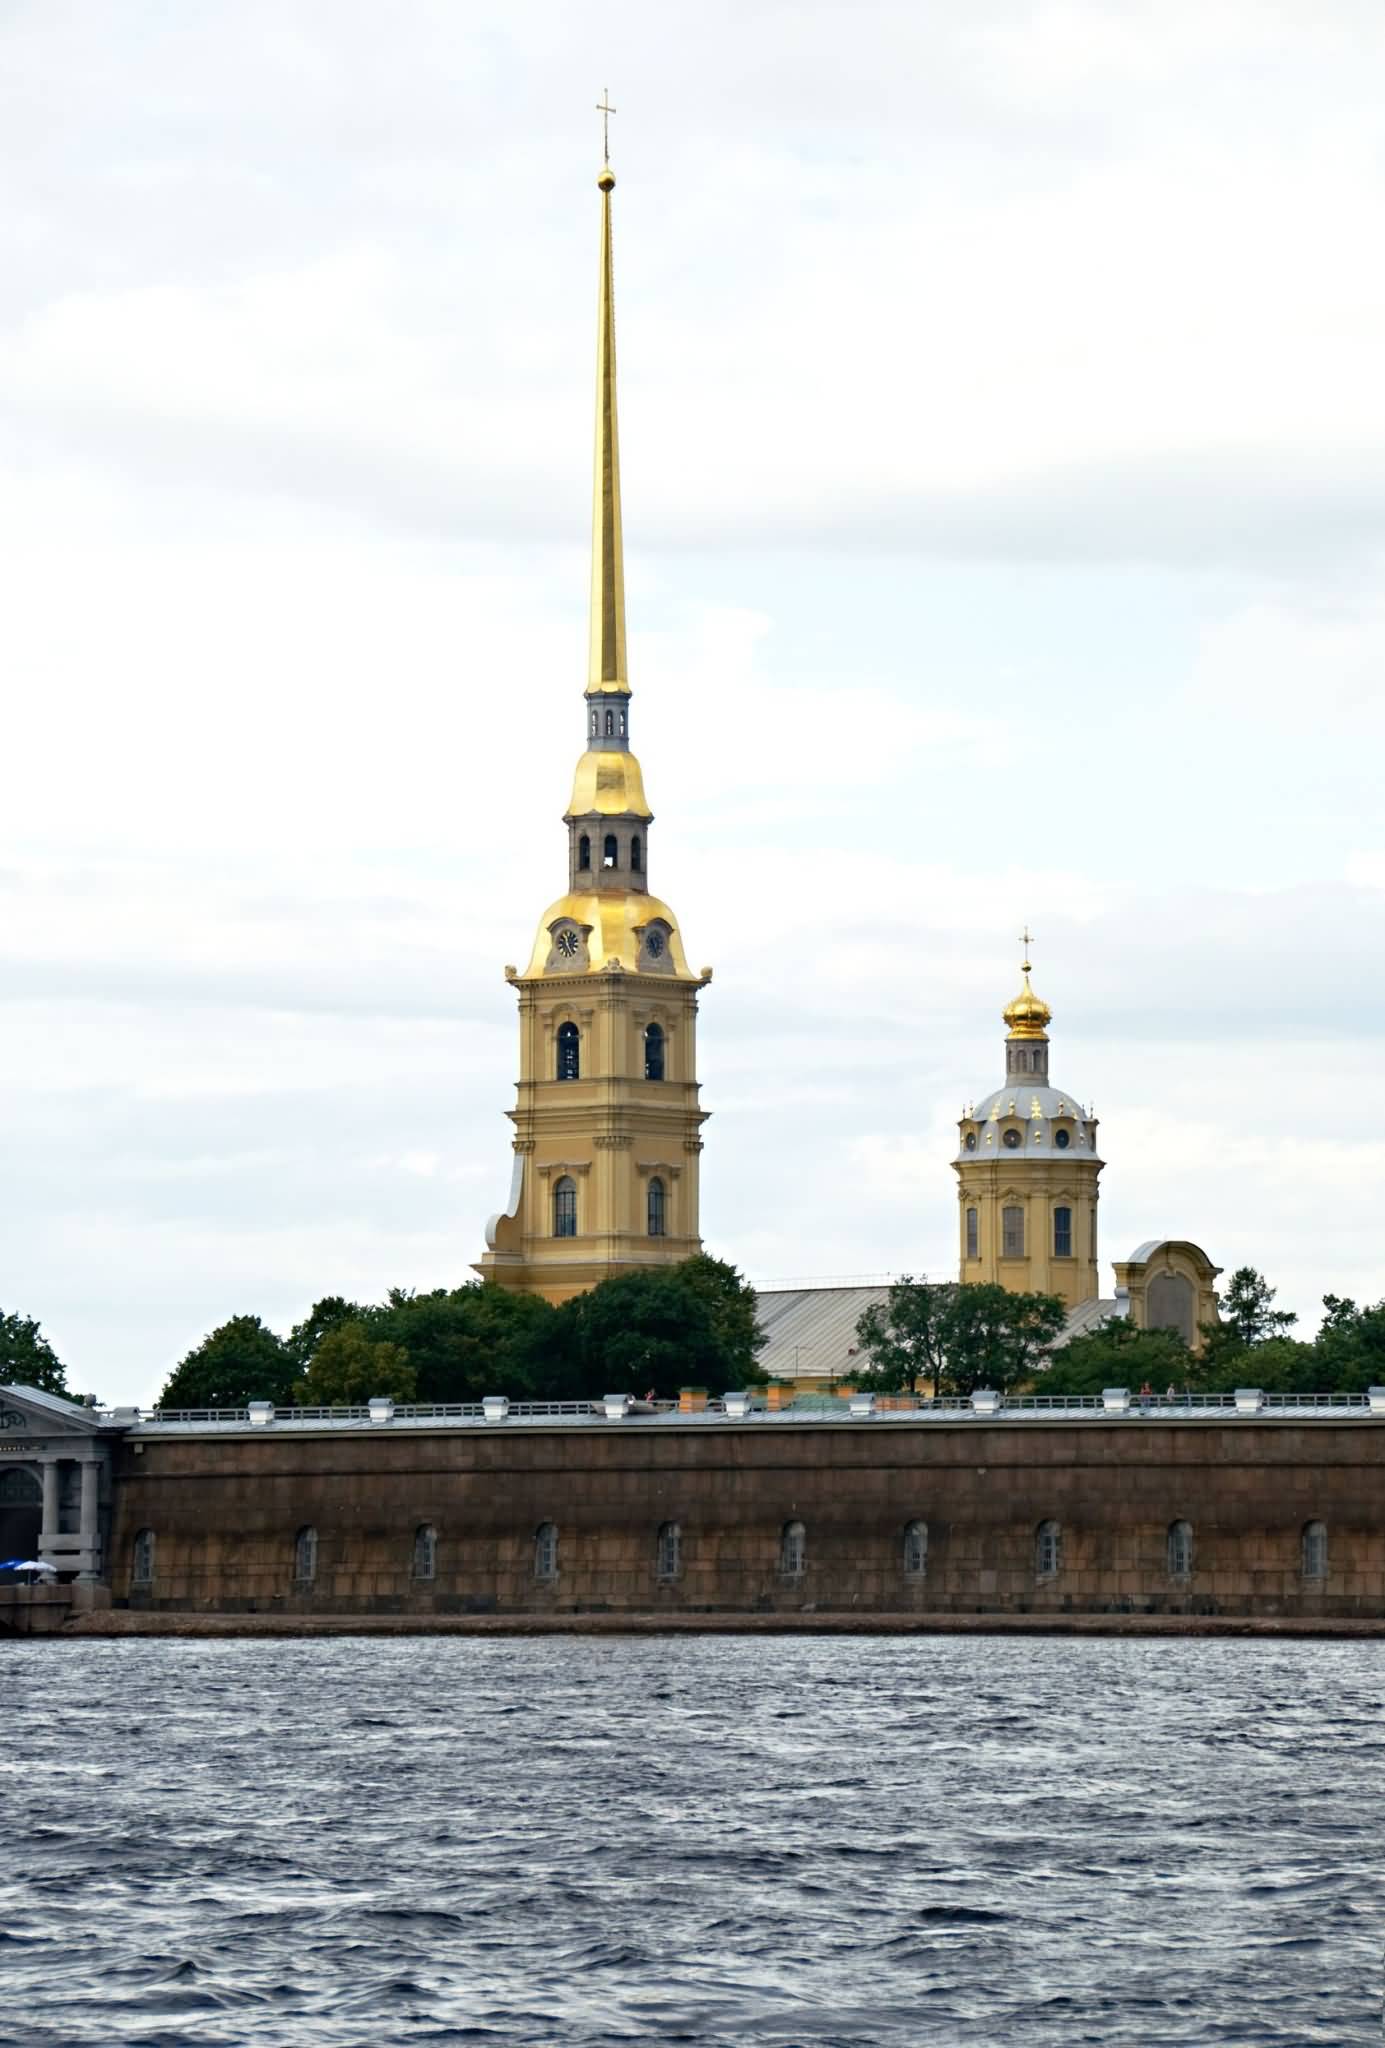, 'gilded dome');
1003,964,1051,1041
521,889,695,979
565,748,652,821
